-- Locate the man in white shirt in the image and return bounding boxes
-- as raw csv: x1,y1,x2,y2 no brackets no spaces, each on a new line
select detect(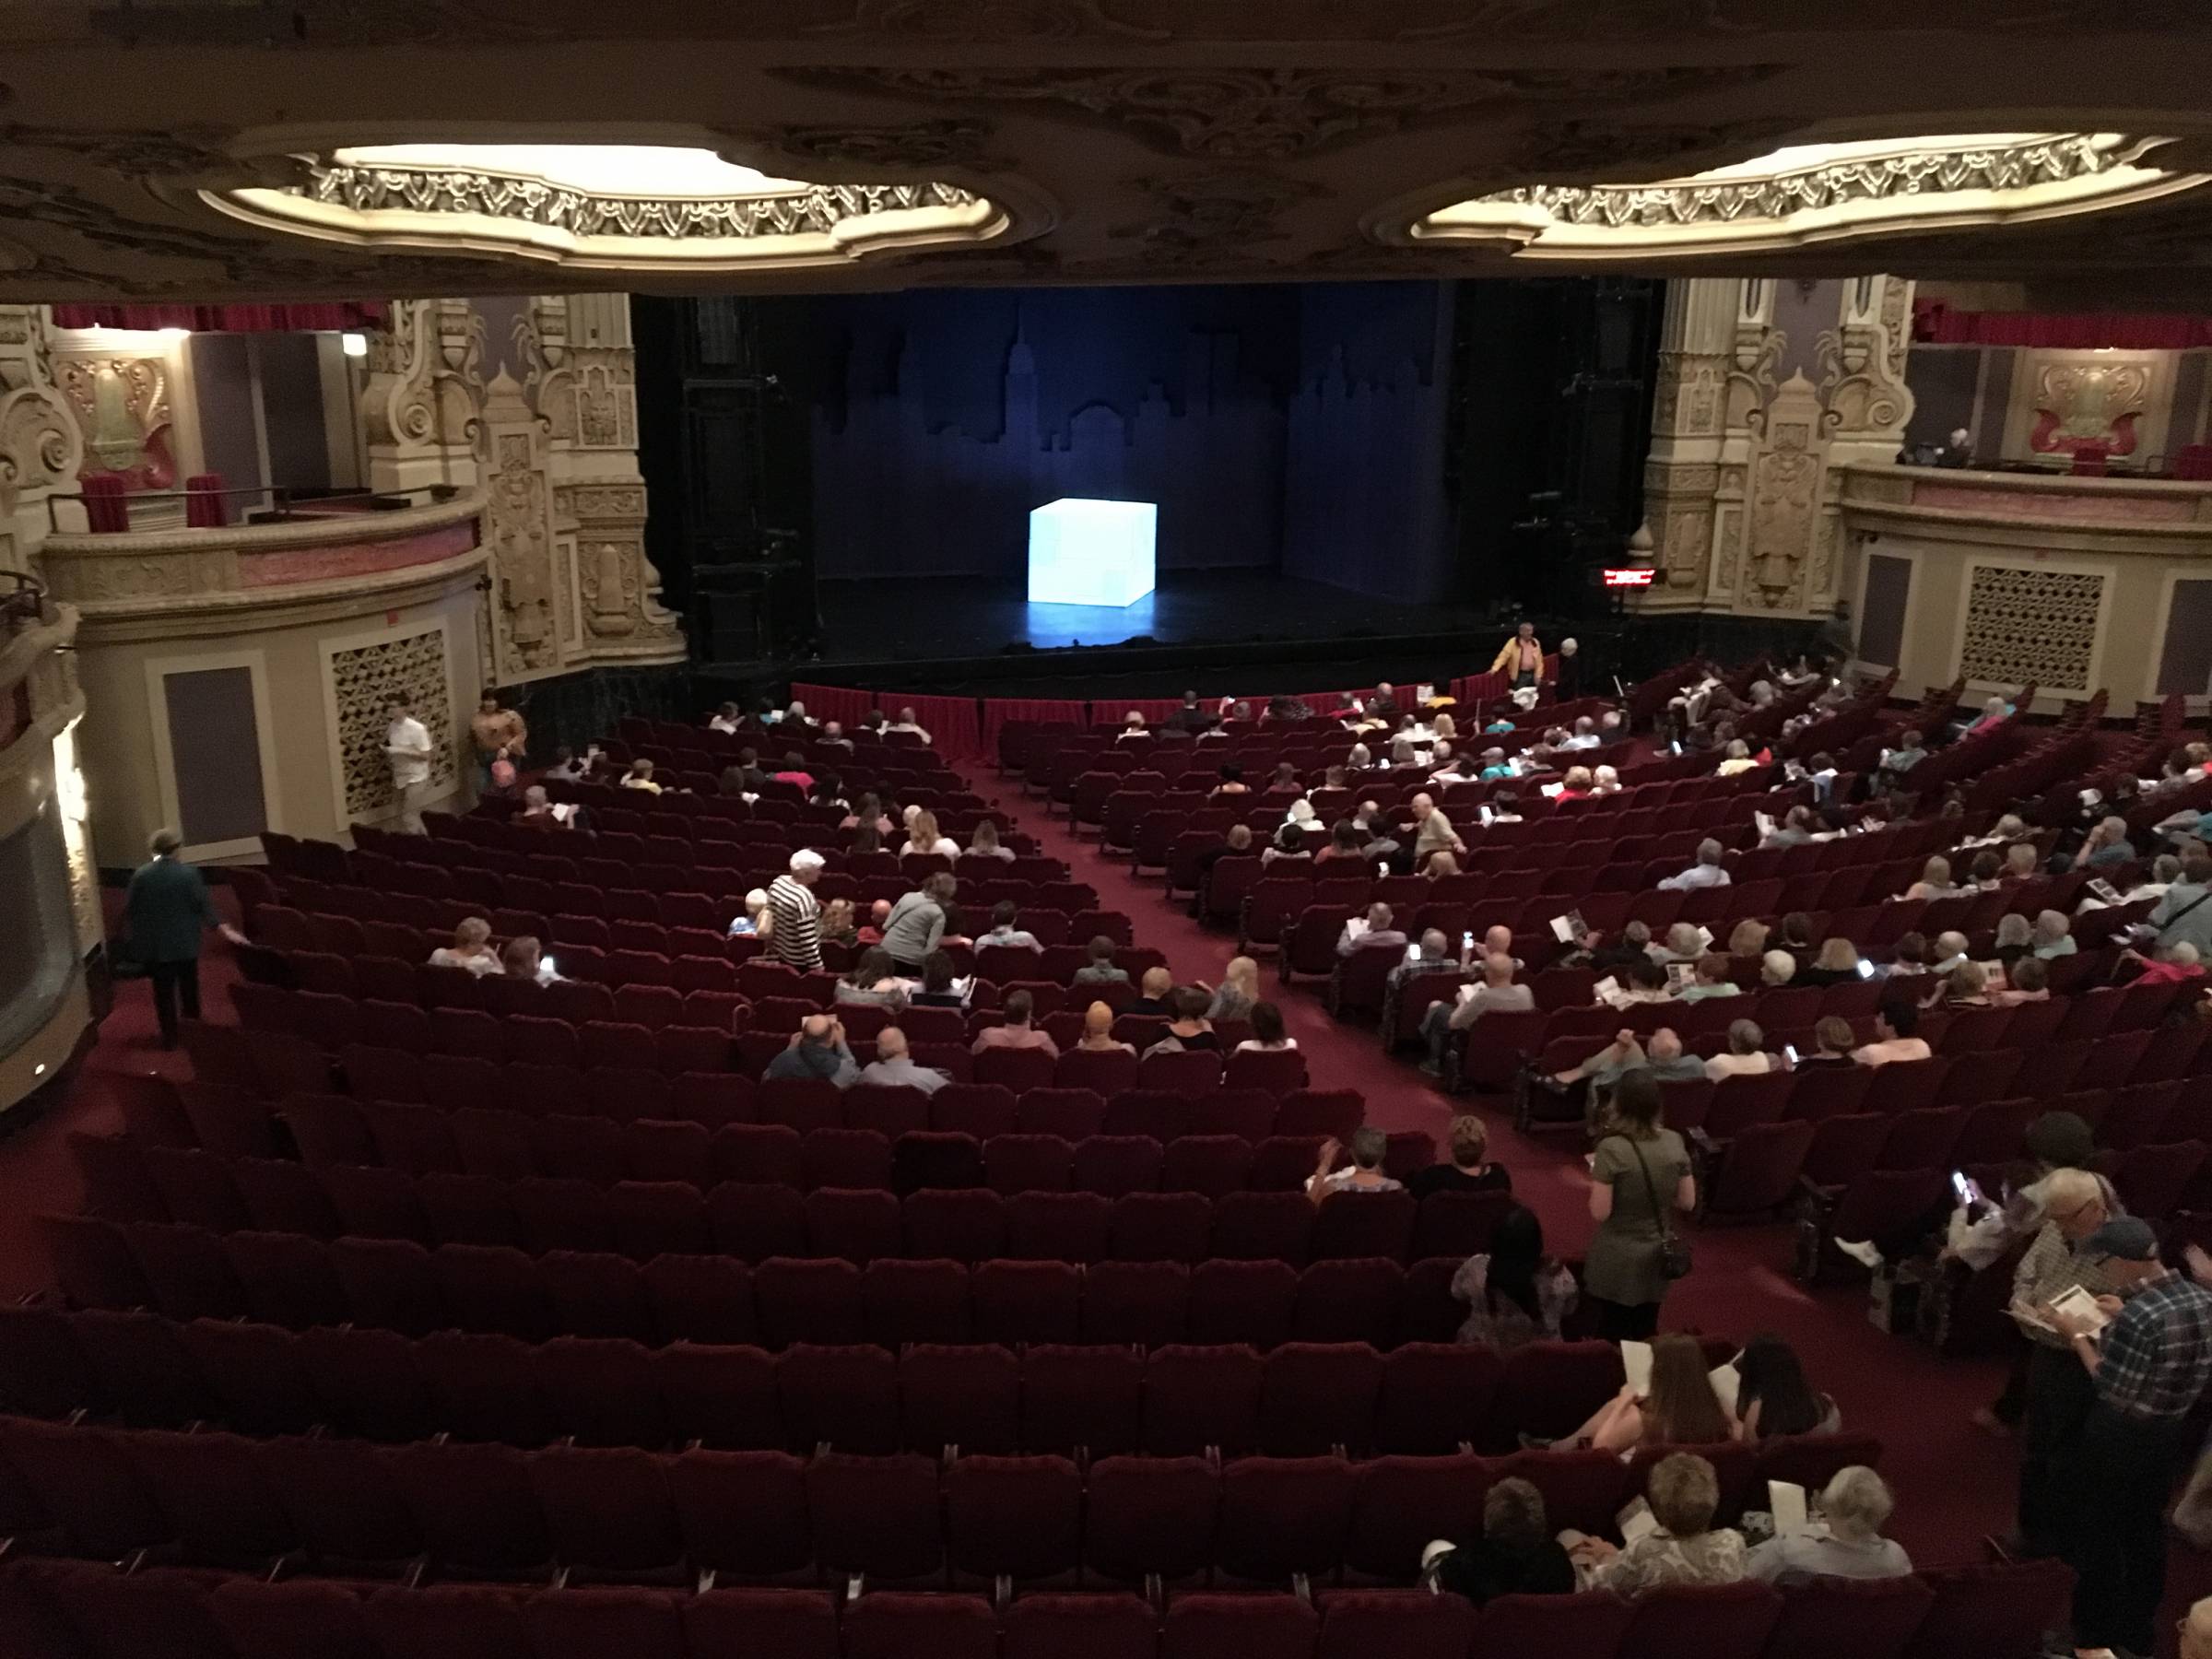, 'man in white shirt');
1337,902,1408,958
889,705,933,746
709,701,743,735
1658,839,1731,891
383,697,434,834
1561,716,1601,750
1421,951,1535,1076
